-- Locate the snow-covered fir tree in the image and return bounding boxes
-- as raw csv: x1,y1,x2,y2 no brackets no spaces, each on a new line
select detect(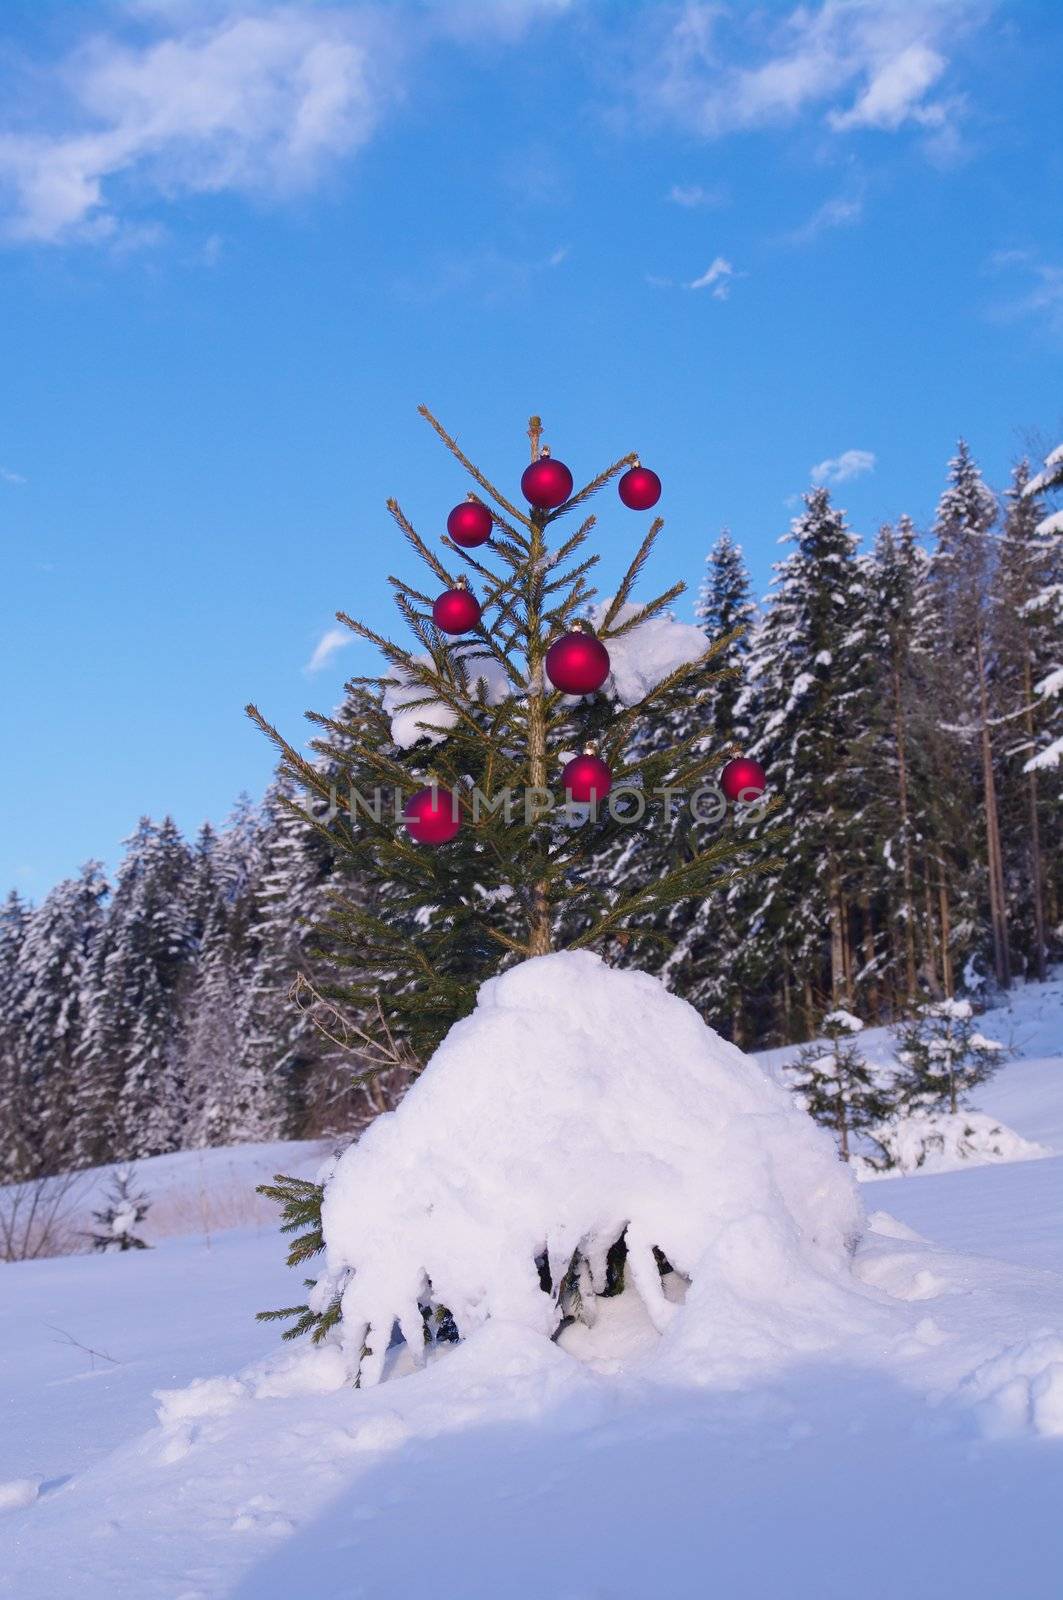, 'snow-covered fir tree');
892,998,1007,1116
664,533,760,1041
740,487,875,1035
991,461,1062,979
1020,437,1063,781
183,805,264,1144
74,818,195,1164
89,1165,151,1252
786,1008,891,1162
14,863,108,1175
929,441,1010,989
0,890,31,1181
860,516,964,1005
